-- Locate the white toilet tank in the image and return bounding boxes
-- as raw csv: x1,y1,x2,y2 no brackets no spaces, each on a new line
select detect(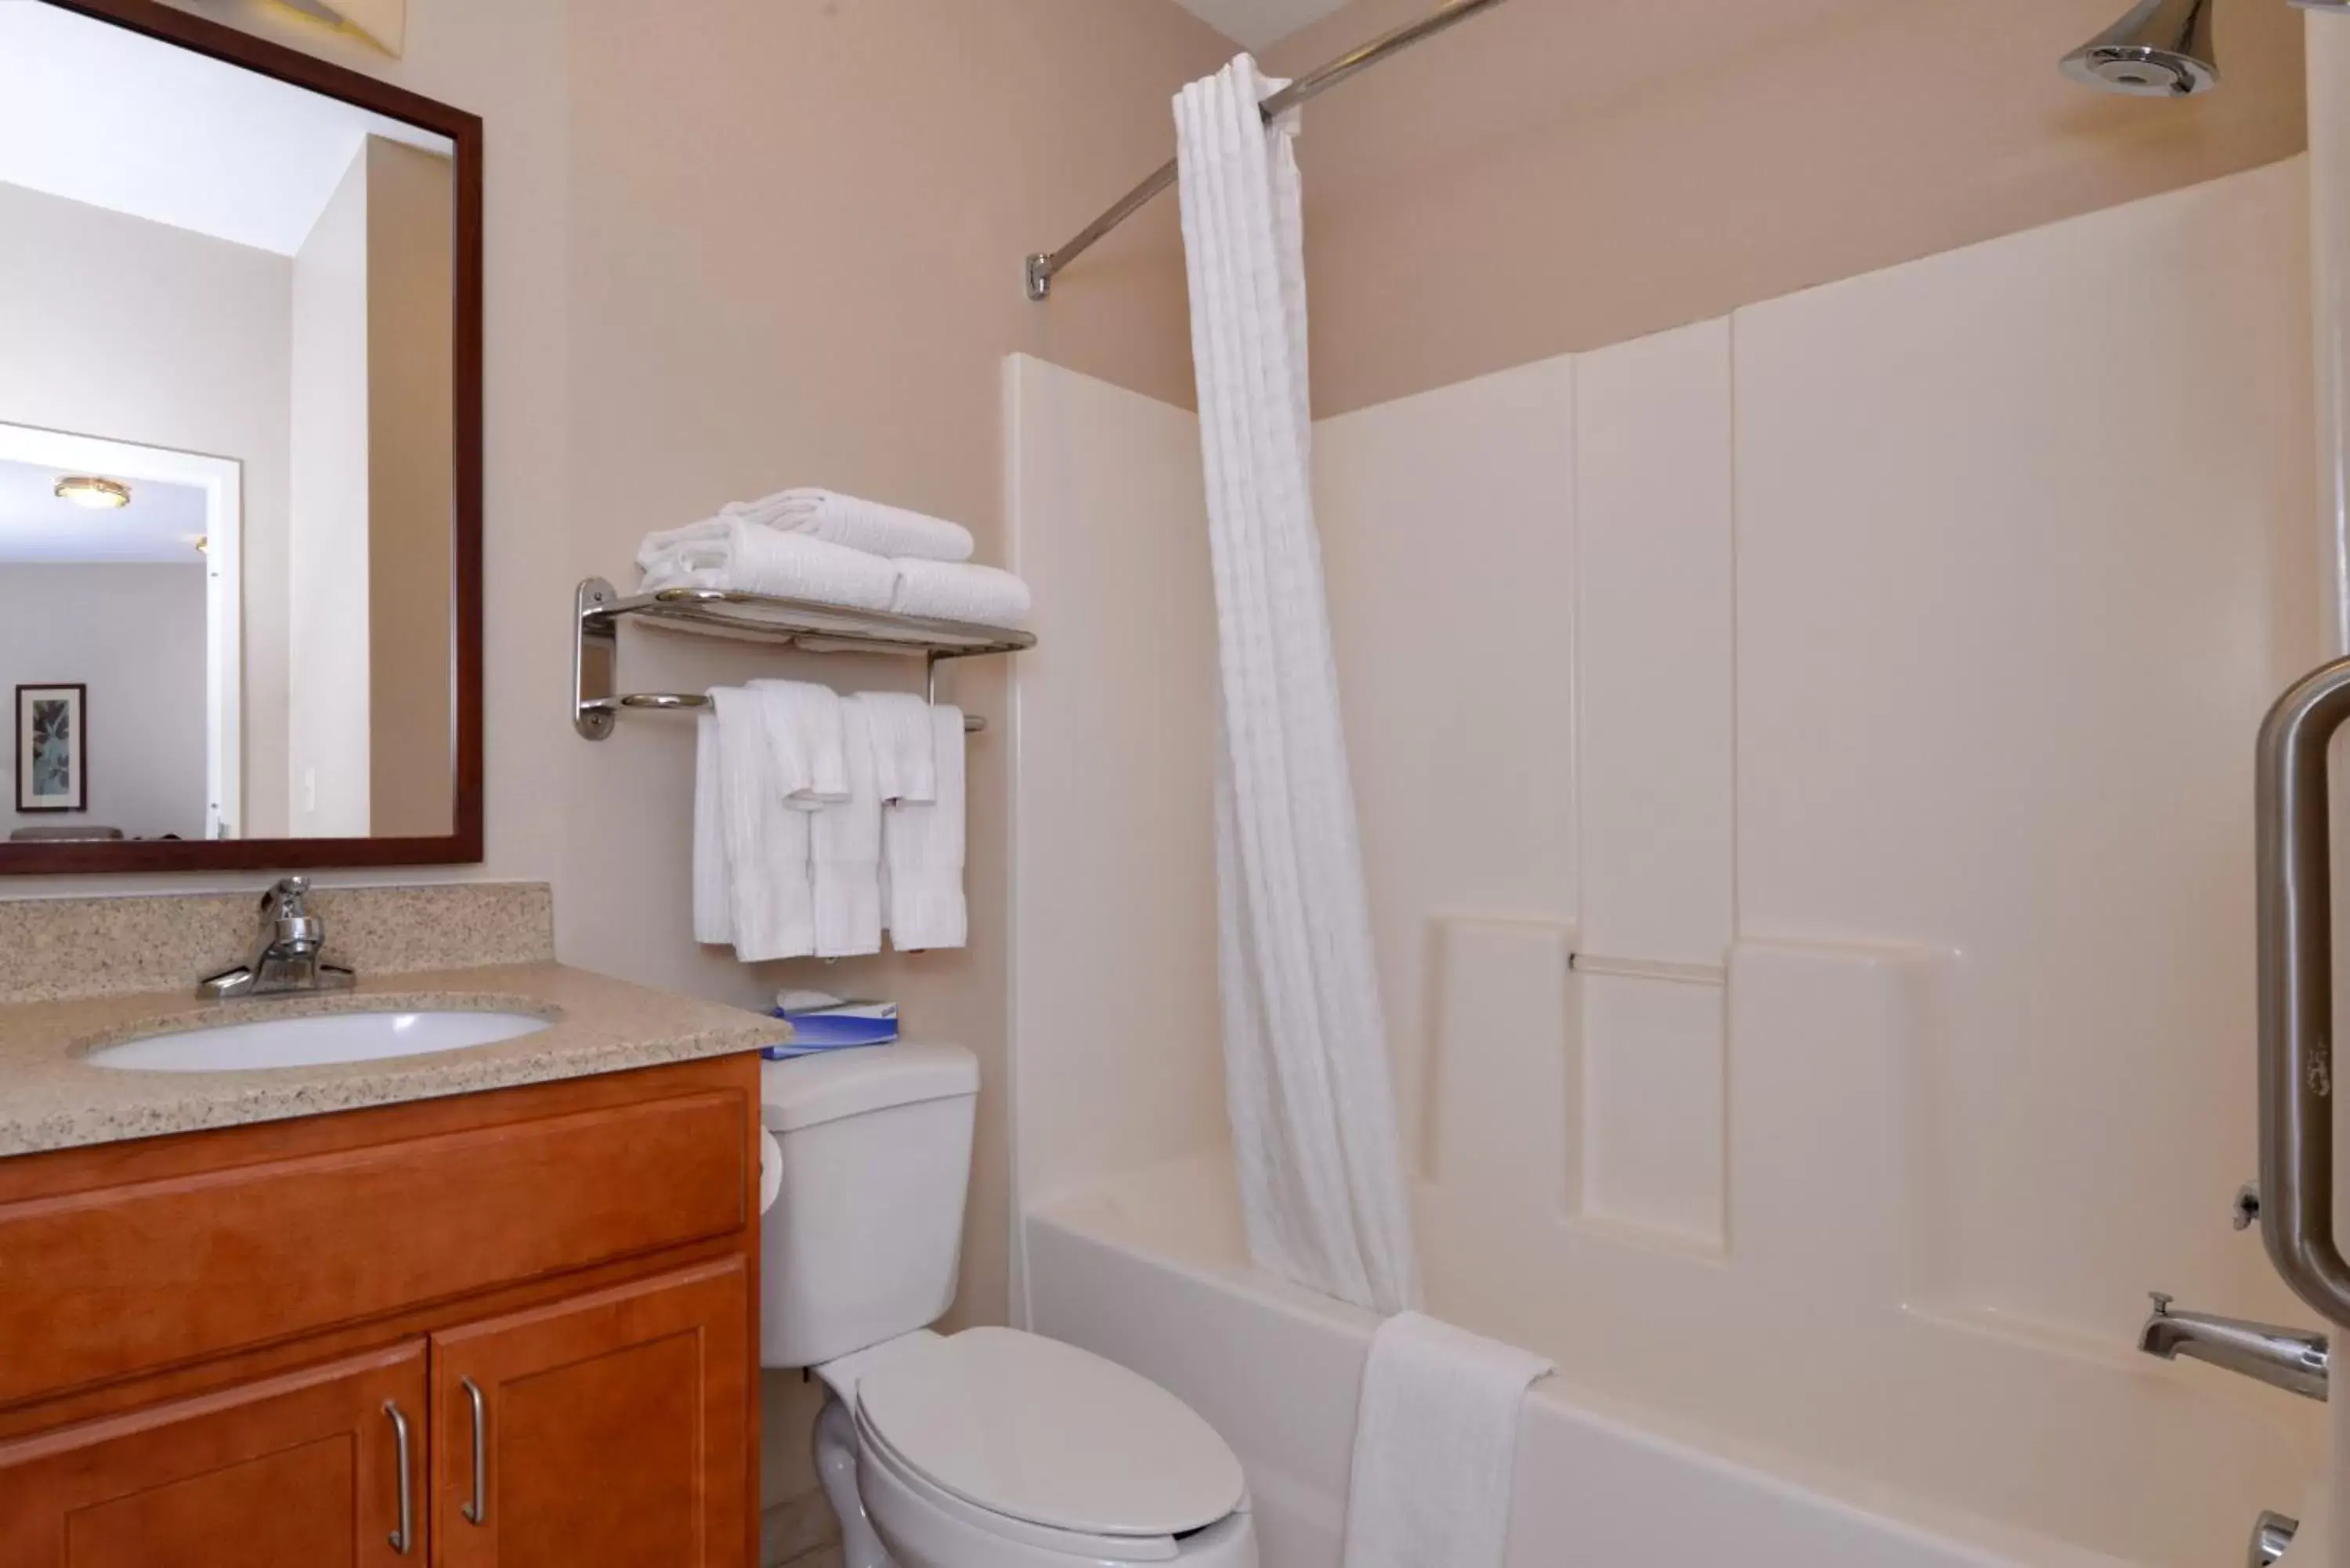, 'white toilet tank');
760,1042,979,1369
